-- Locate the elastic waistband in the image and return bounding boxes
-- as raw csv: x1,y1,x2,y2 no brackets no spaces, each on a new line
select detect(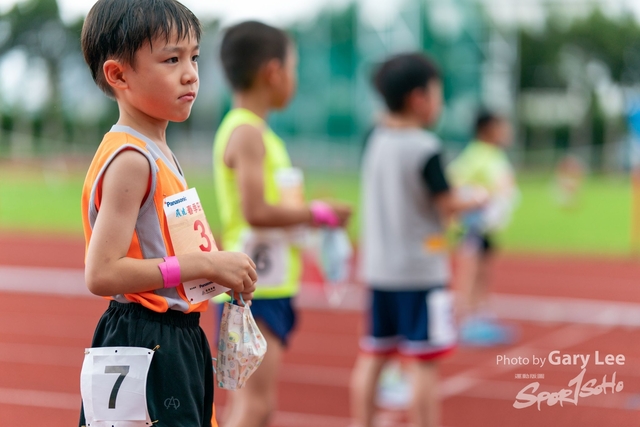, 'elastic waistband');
107,300,200,327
